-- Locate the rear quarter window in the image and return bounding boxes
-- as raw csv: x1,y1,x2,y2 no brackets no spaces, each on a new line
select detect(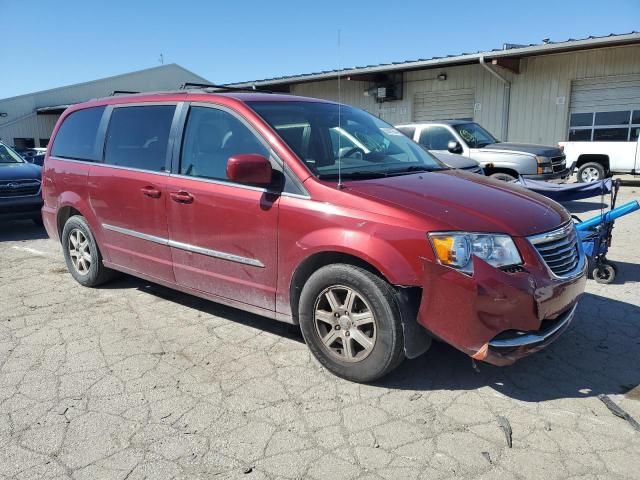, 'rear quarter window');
51,106,106,161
